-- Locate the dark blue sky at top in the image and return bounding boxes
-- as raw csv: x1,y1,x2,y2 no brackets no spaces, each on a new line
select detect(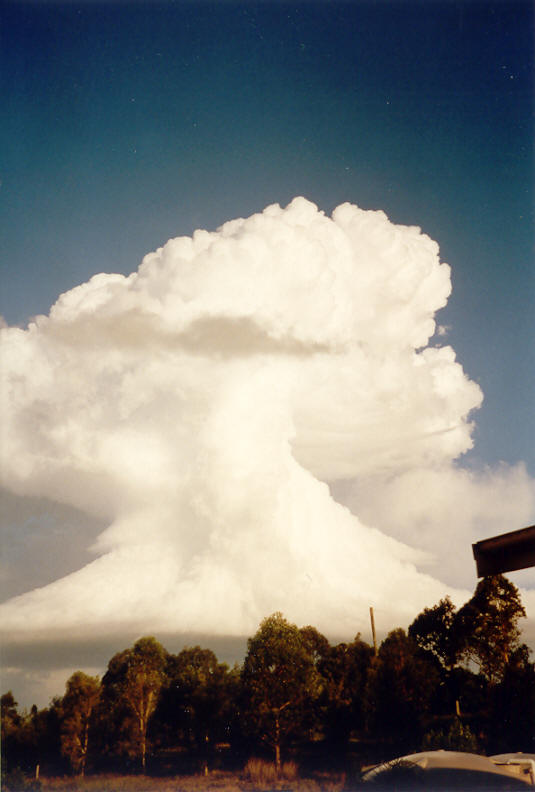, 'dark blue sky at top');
1,0,534,474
